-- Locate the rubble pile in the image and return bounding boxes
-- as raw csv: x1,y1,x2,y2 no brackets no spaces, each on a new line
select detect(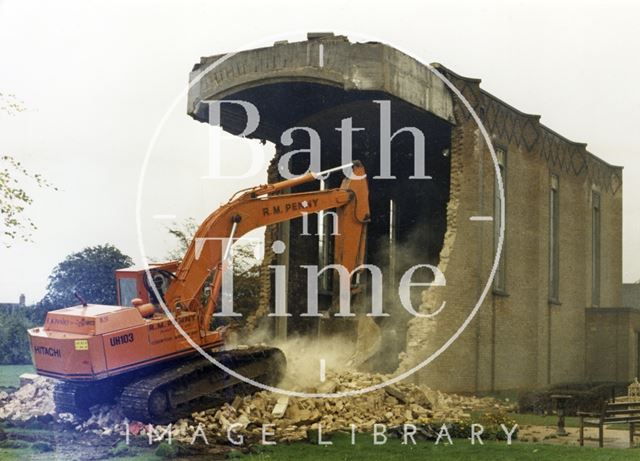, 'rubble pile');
0,376,56,422
57,405,127,436
0,371,514,444
146,371,514,443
